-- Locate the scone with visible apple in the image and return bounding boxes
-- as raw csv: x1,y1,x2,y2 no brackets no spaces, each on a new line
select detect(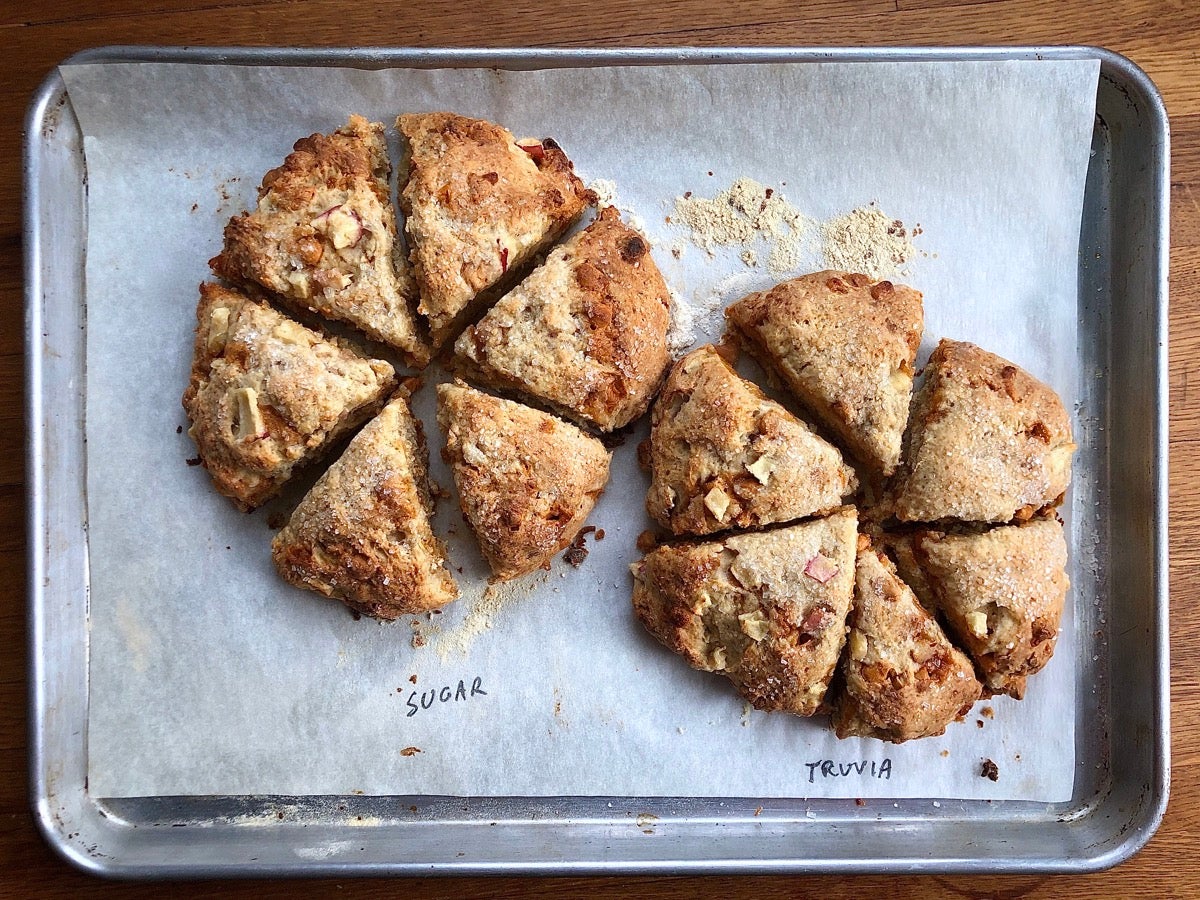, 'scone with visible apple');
631,507,858,716
890,339,1075,524
454,206,671,432
272,391,458,619
833,544,982,742
211,115,430,367
644,344,857,536
182,282,395,511
398,112,592,350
